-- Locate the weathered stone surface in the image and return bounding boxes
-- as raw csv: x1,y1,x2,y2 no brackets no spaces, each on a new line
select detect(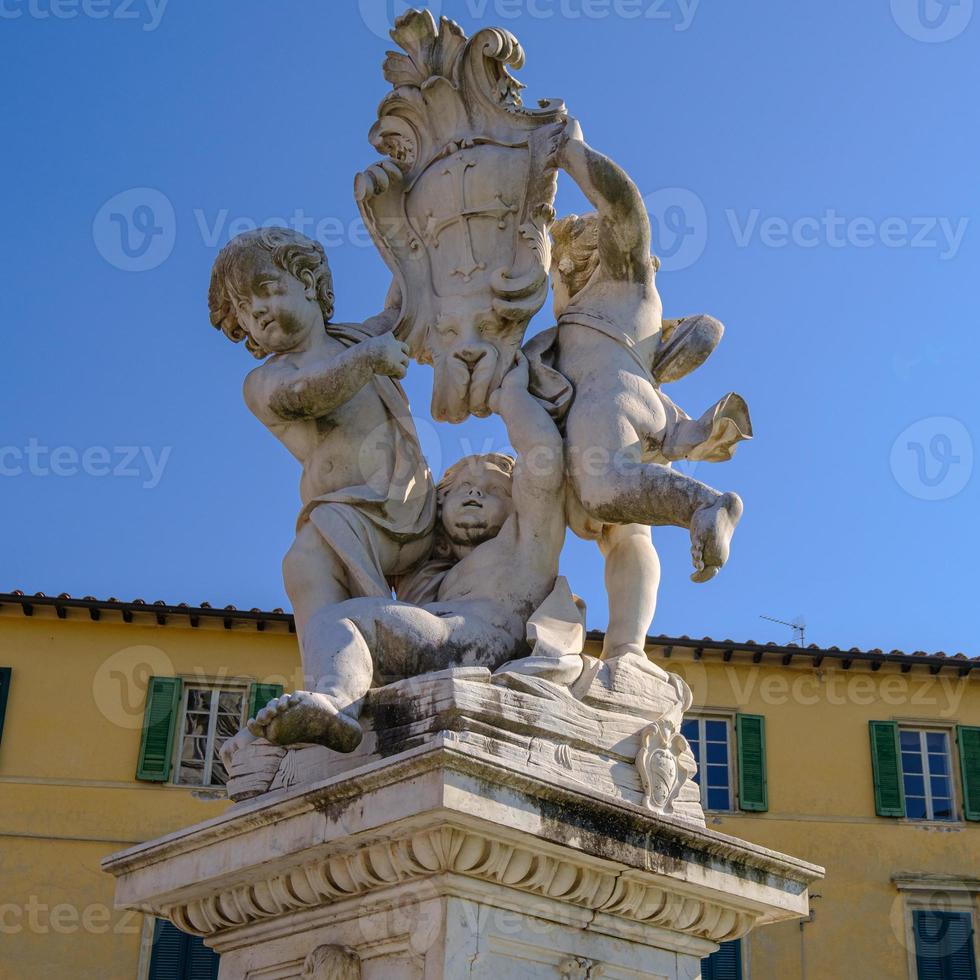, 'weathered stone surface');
226,659,703,825
103,742,822,979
